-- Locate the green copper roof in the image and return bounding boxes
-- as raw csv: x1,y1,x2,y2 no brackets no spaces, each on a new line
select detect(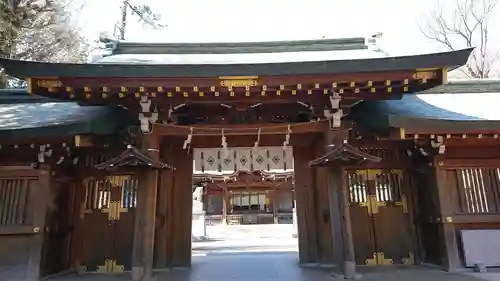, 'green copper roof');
351,79,500,134
0,89,129,140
